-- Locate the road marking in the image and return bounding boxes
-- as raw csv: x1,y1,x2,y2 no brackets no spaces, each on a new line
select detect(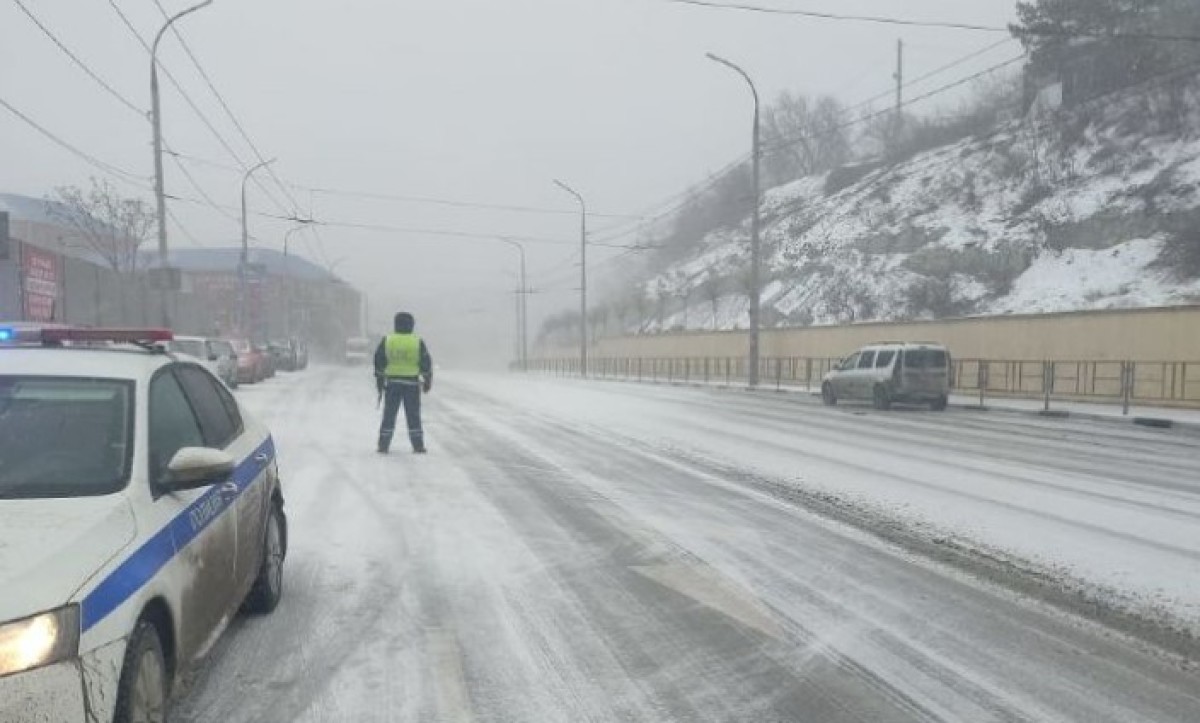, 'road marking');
632,562,784,641
427,627,476,723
